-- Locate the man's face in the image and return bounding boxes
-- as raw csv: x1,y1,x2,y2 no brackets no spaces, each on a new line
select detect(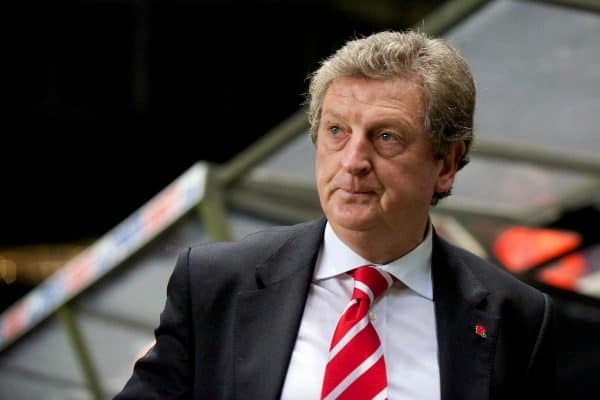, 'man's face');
315,76,460,252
